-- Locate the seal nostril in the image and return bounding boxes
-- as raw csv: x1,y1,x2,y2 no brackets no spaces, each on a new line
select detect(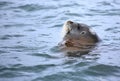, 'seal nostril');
67,21,73,24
